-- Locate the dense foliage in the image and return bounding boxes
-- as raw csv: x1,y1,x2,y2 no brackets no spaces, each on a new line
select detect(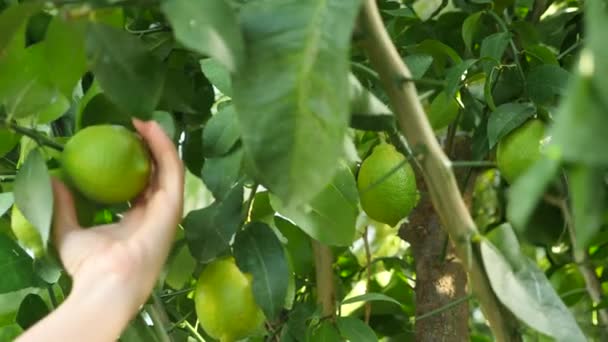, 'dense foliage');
0,0,606,341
